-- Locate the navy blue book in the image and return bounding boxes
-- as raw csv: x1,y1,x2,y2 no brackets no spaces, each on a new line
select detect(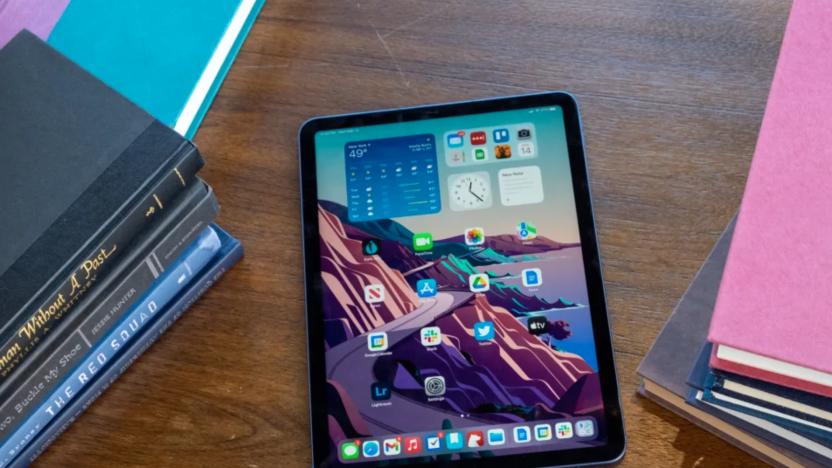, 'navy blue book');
701,369,832,443
8,225,242,467
0,227,225,467
687,343,832,466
